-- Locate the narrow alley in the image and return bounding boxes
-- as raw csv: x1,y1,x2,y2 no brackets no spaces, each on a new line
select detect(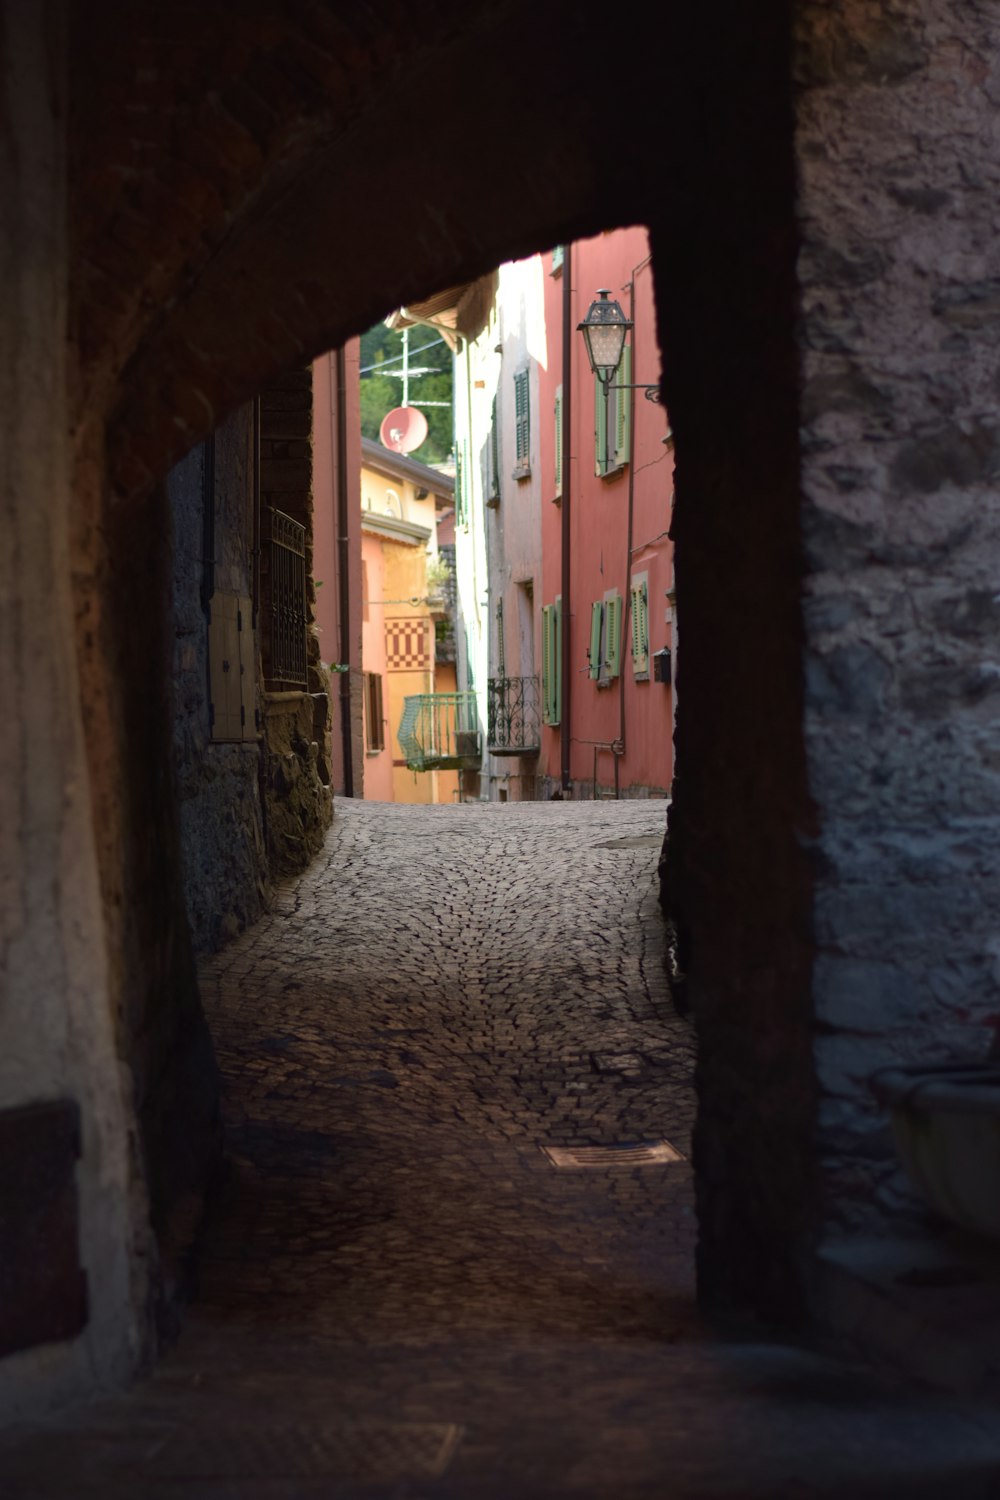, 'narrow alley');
4,799,1000,1496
